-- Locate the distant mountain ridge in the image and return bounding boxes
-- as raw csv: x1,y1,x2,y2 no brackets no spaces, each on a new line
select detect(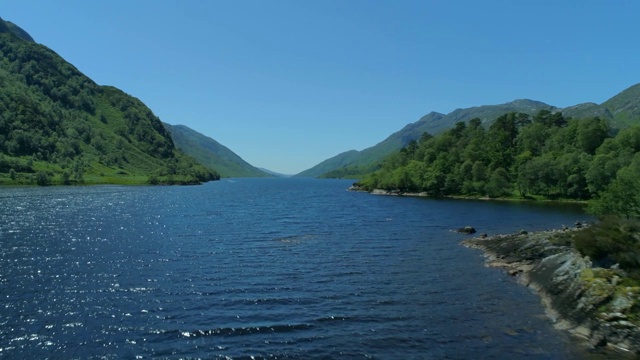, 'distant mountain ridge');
163,123,269,178
296,99,556,178
560,84,640,127
297,84,640,178
258,168,292,178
